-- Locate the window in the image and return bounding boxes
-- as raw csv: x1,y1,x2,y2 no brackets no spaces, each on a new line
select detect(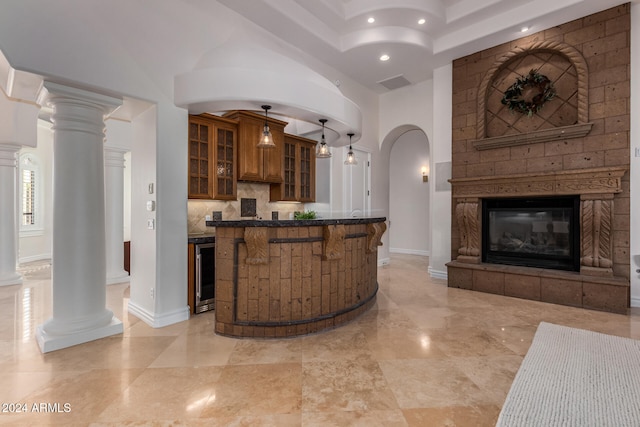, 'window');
22,169,36,226
19,153,43,235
